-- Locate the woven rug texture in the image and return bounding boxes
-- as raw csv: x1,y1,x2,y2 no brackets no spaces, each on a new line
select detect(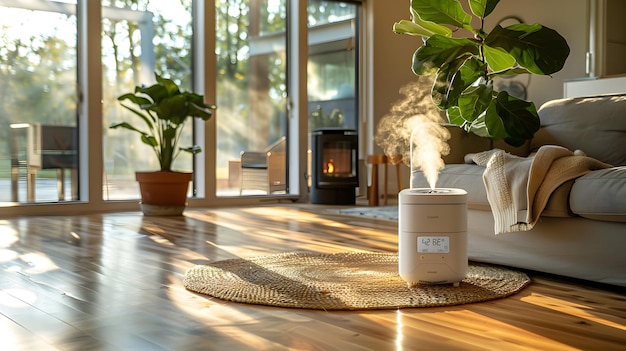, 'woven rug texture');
184,252,531,310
